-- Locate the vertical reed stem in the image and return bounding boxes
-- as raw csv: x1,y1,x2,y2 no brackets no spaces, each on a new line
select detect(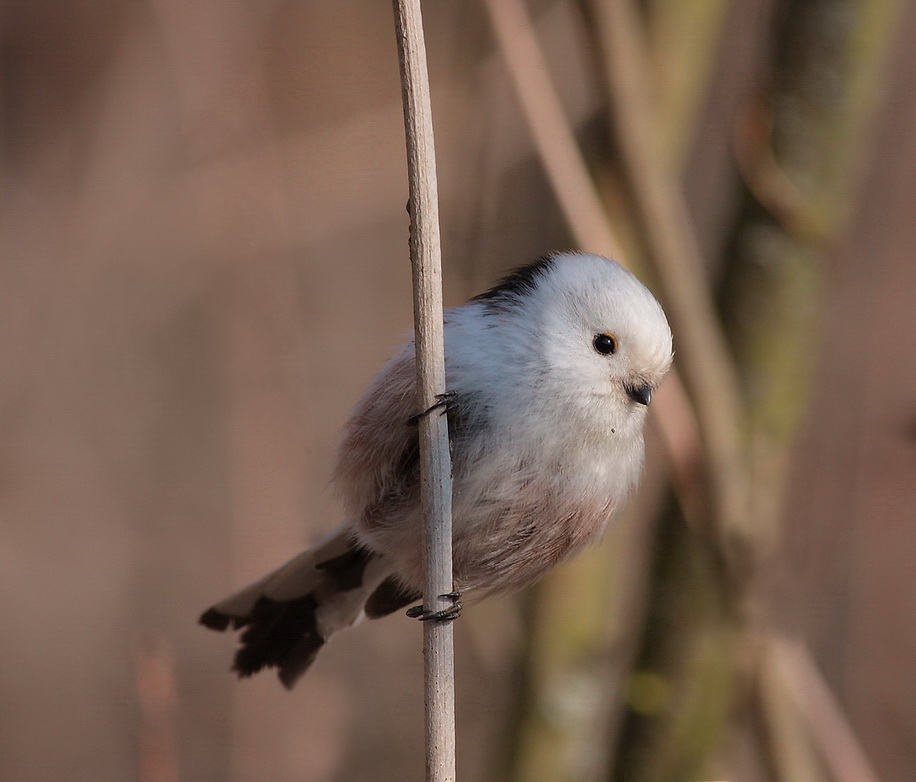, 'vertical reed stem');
391,2,456,780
